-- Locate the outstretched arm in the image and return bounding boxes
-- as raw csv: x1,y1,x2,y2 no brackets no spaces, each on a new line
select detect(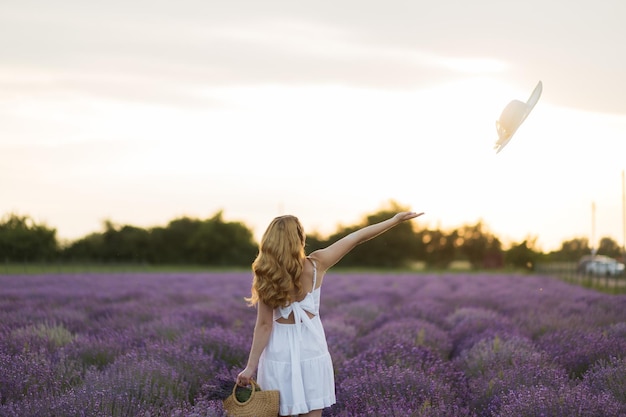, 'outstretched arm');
310,211,423,272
